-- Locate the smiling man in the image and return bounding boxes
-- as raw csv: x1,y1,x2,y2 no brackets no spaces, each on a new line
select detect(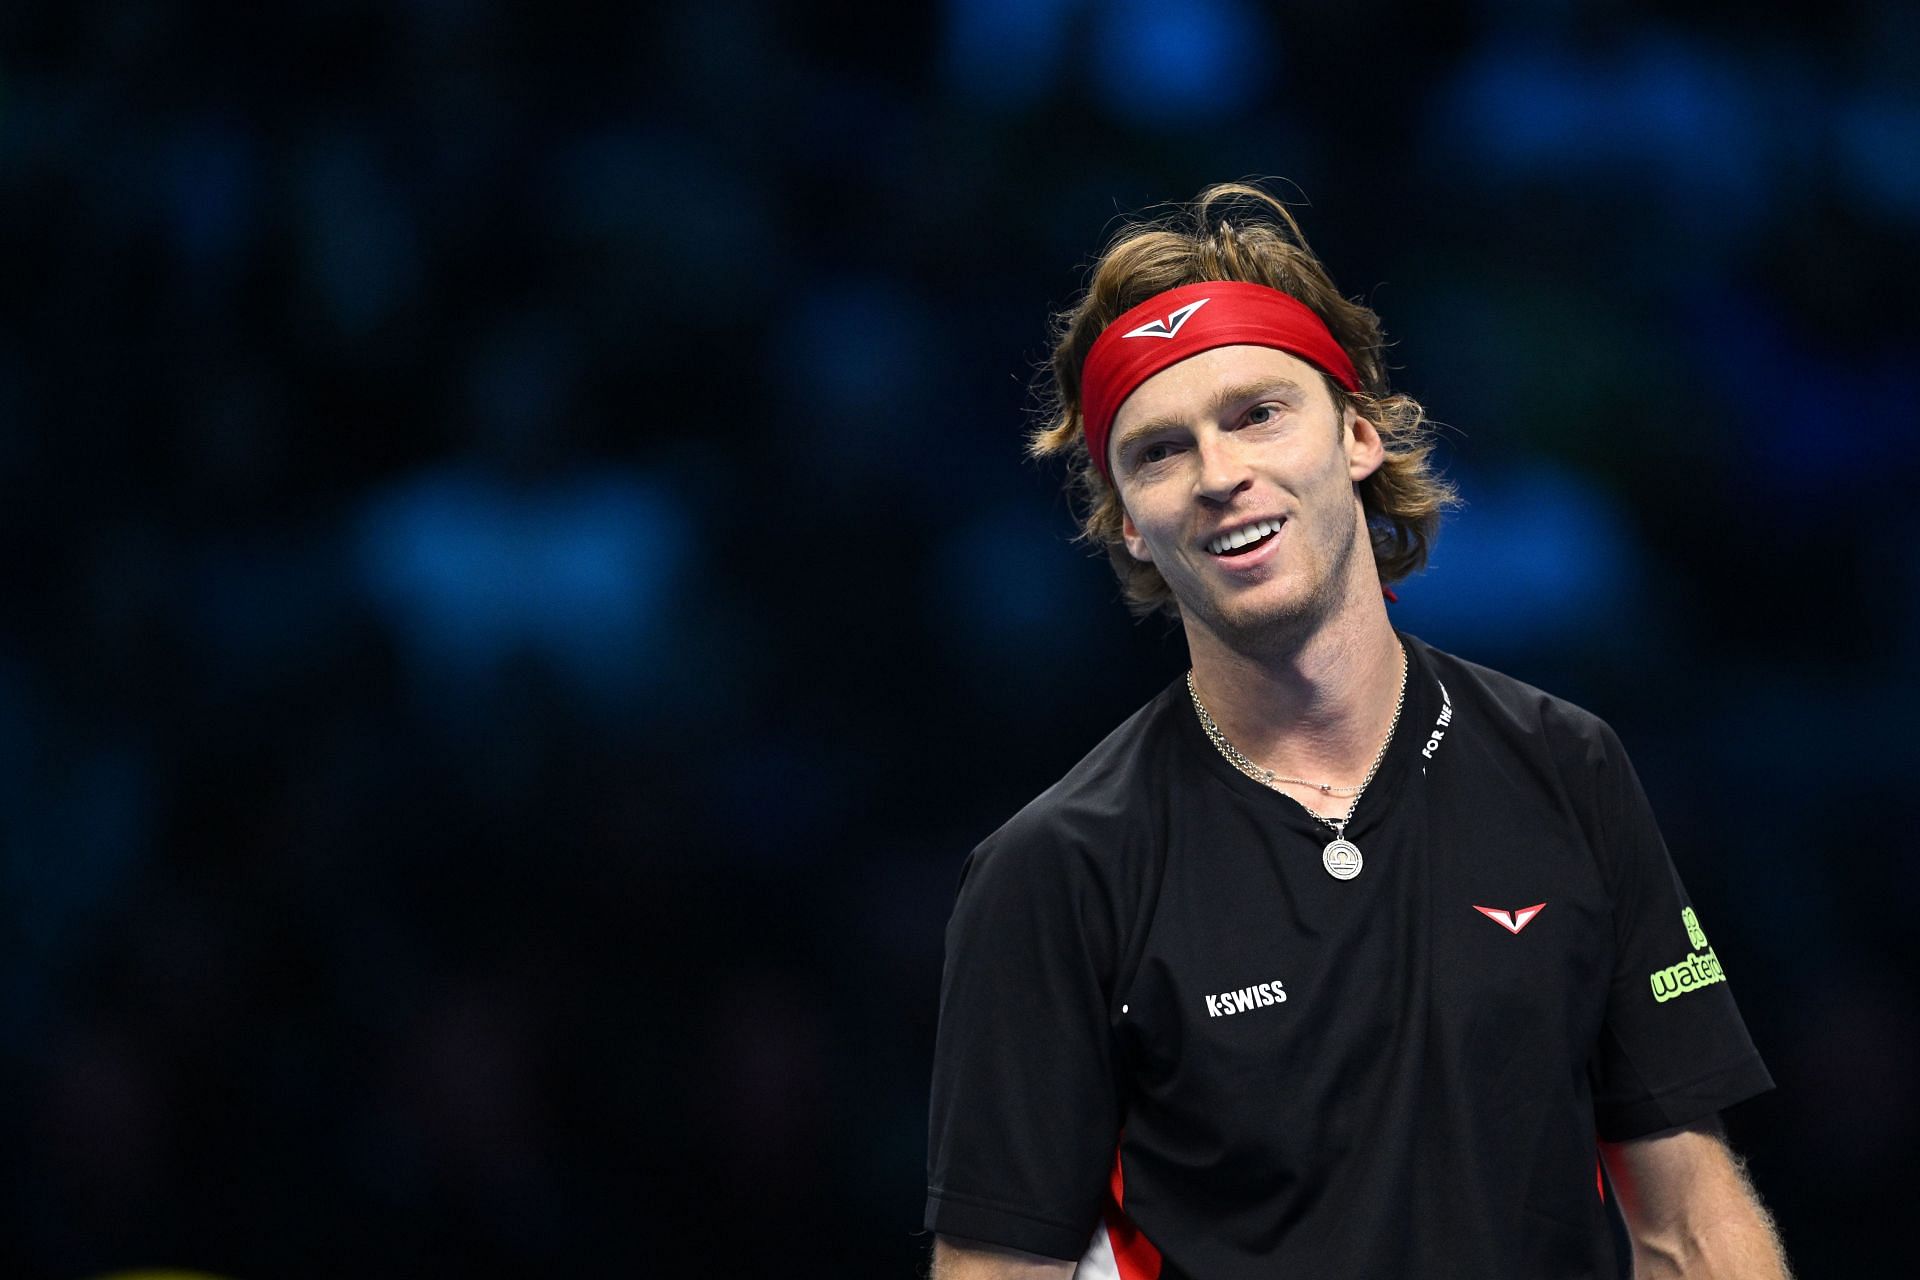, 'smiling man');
924,185,1792,1280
